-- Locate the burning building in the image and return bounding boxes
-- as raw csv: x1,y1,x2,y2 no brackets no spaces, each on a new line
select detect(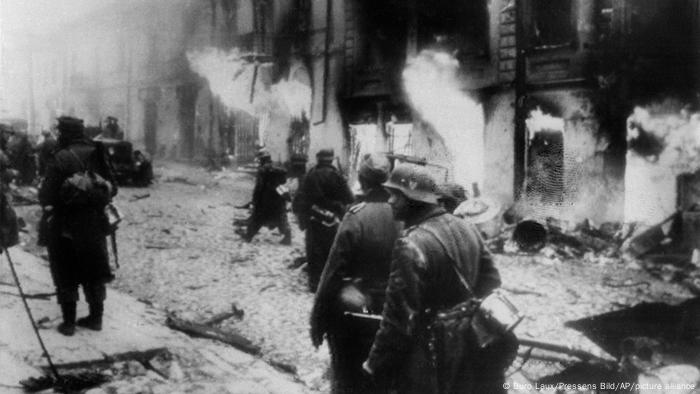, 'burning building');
308,0,700,224
7,0,700,224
